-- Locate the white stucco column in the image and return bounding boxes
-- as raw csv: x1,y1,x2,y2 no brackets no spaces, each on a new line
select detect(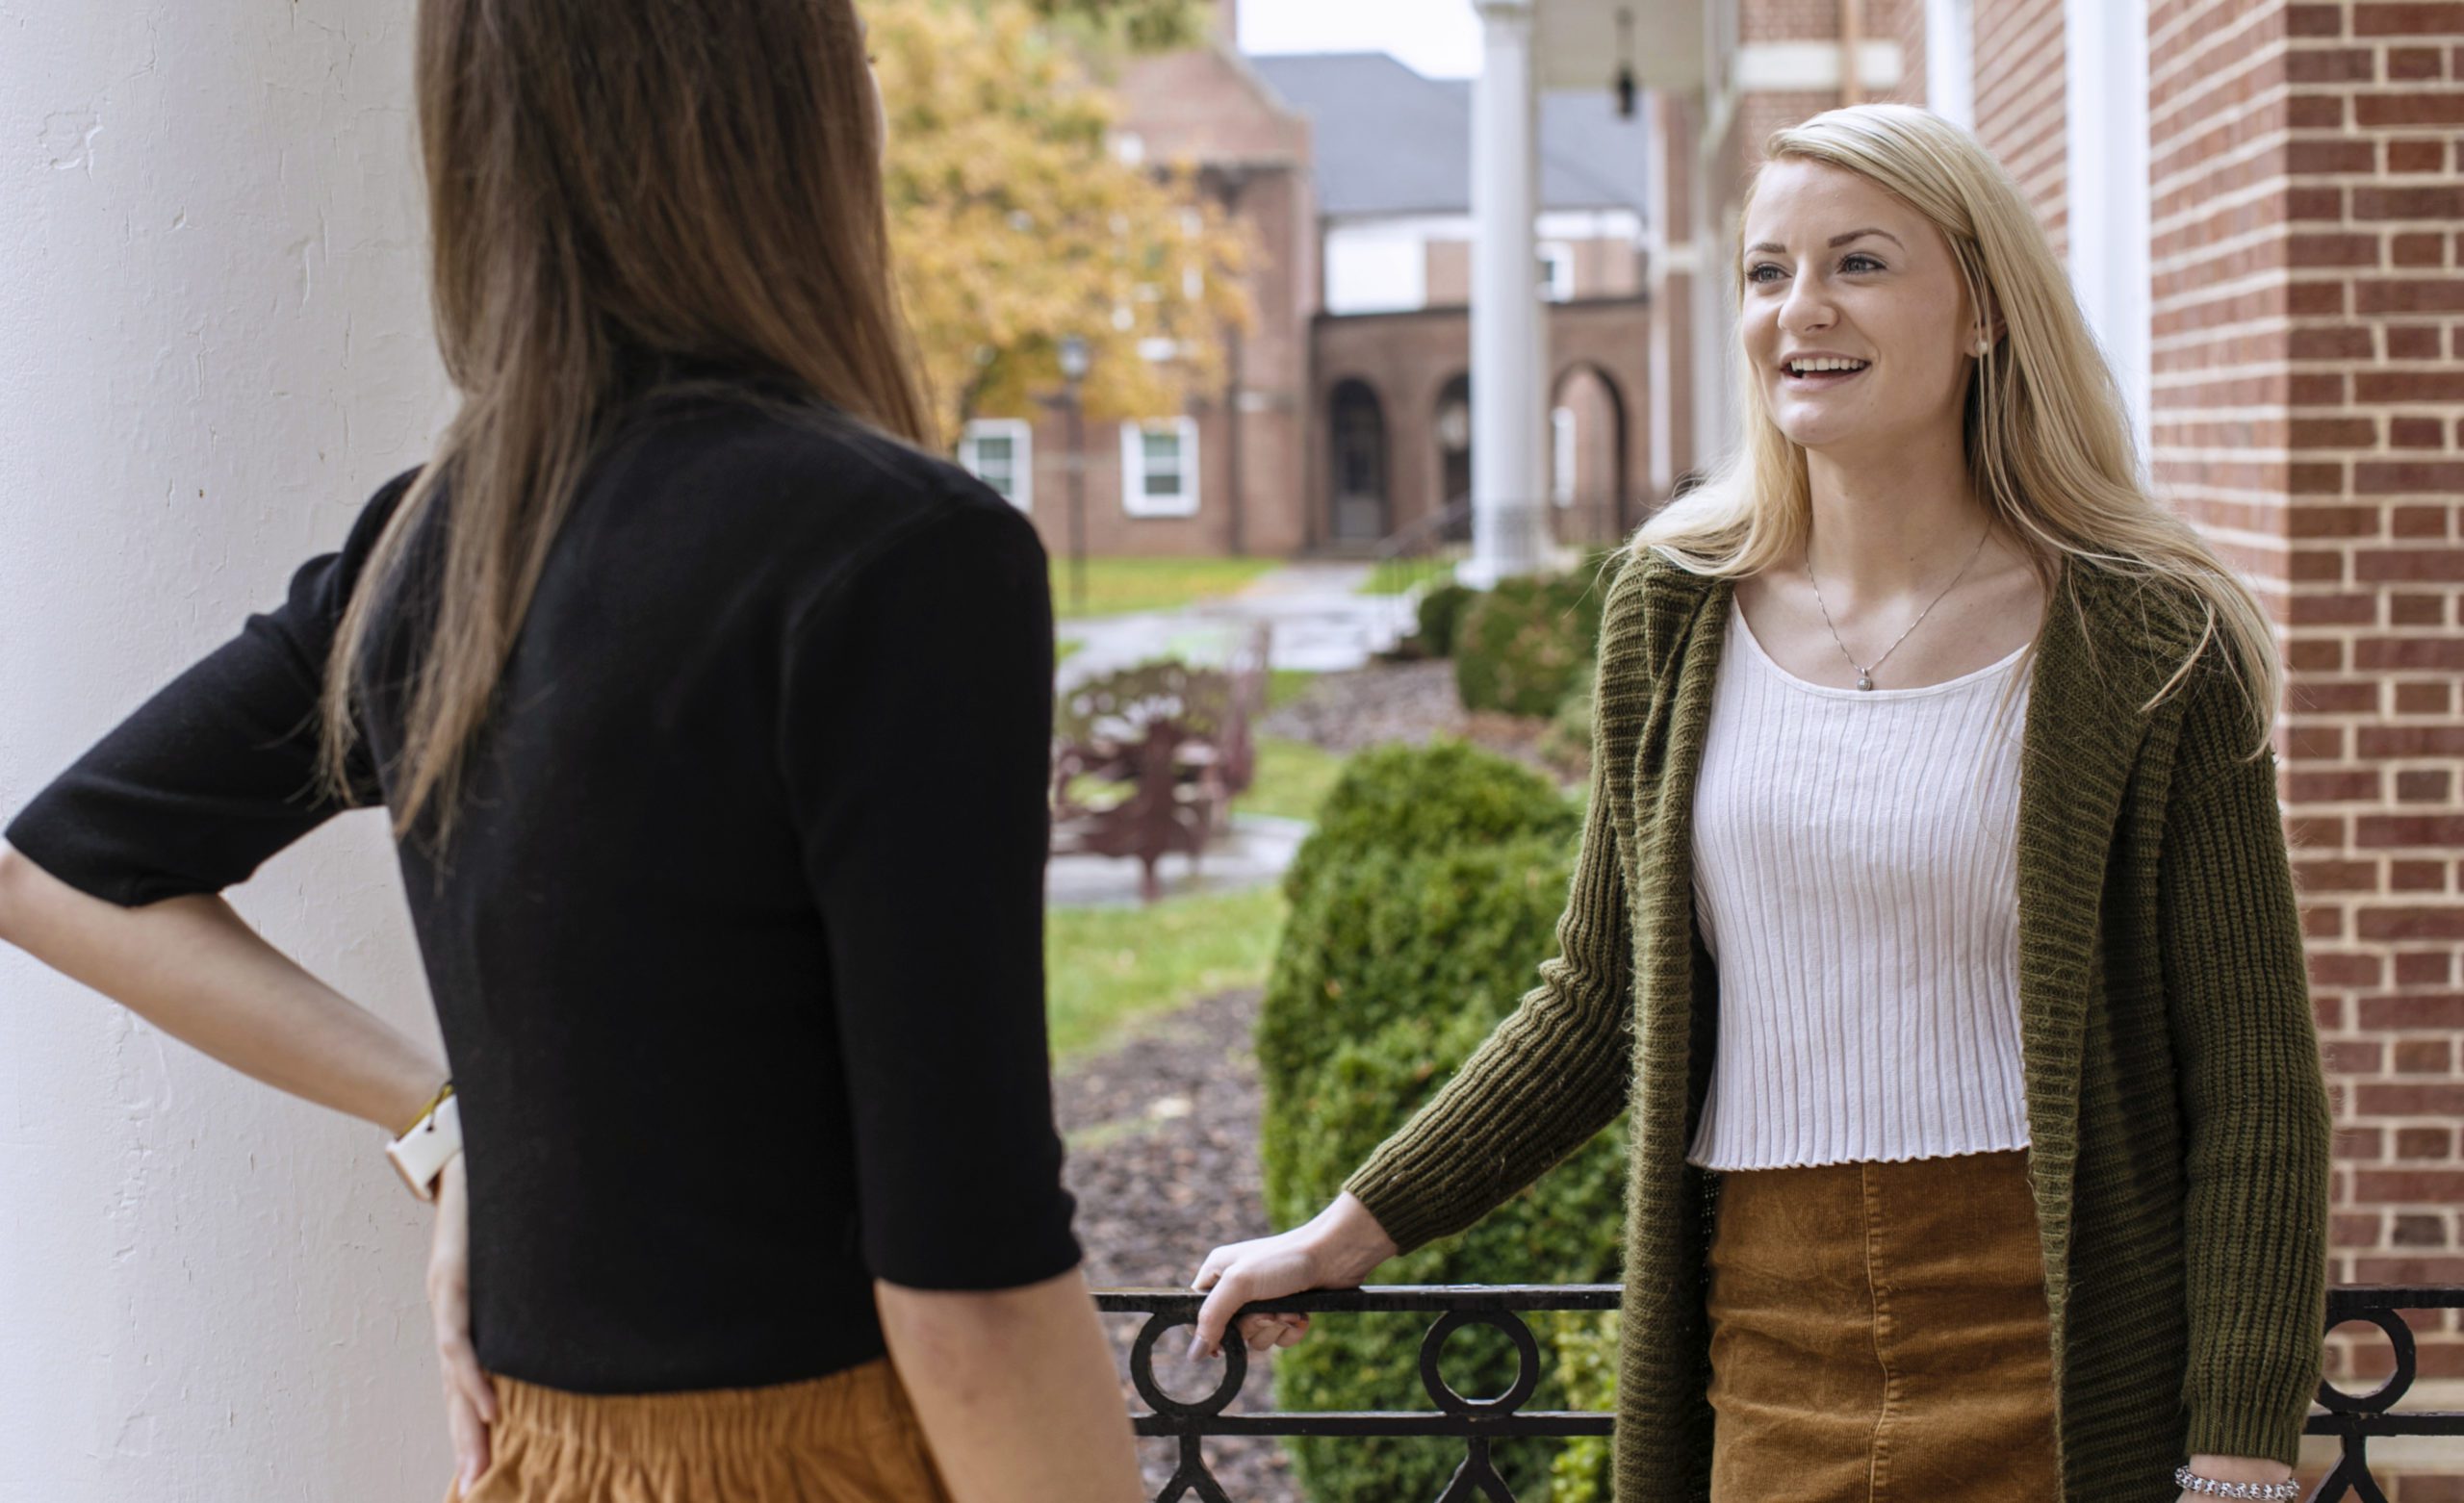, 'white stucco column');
1,6,451,1500
1464,0,1552,587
